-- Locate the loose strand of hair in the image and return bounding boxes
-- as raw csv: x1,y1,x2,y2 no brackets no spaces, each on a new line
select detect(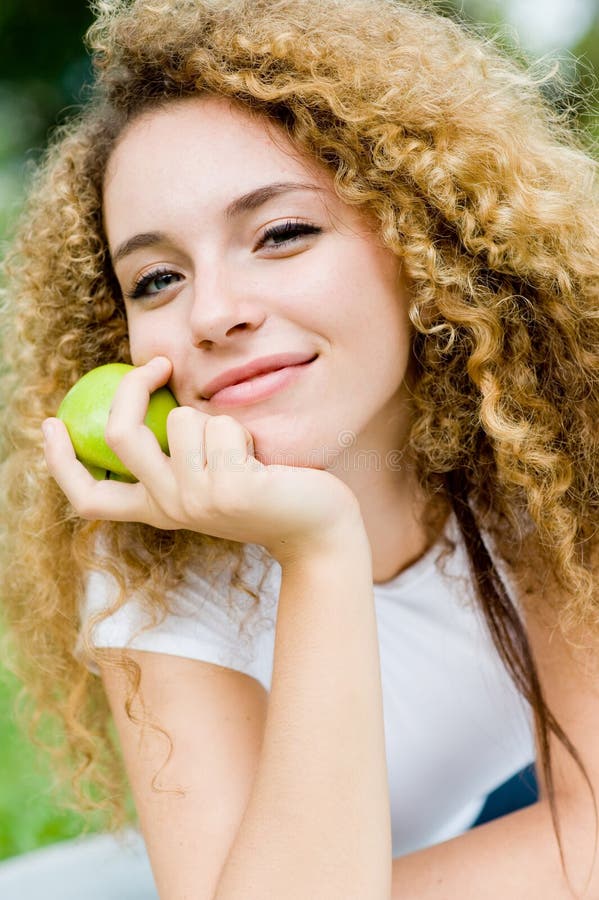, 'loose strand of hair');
445,468,598,896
